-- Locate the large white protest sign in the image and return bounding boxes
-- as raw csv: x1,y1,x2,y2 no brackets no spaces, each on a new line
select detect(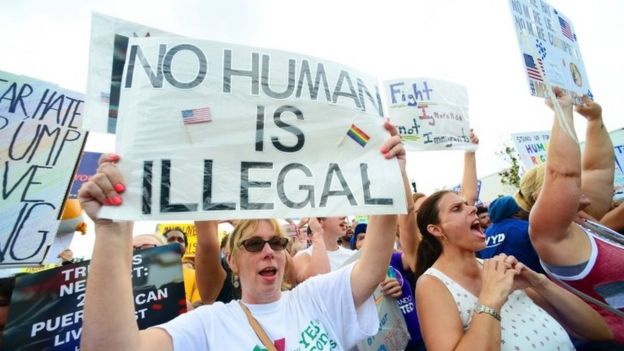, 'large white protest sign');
509,0,592,101
84,13,176,134
99,37,406,221
511,130,550,173
383,78,474,151
0,71,86,266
